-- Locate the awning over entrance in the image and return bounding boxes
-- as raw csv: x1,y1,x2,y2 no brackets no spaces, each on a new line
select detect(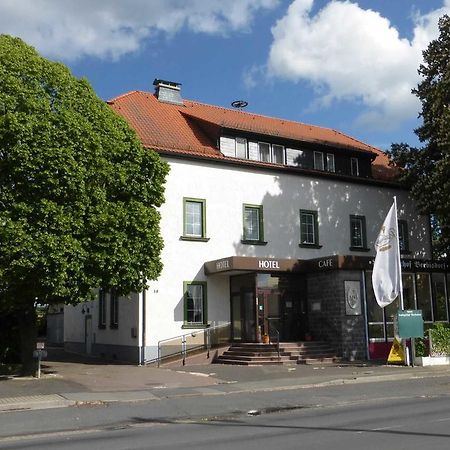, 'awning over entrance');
204,255,450,276
204,256,304,276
